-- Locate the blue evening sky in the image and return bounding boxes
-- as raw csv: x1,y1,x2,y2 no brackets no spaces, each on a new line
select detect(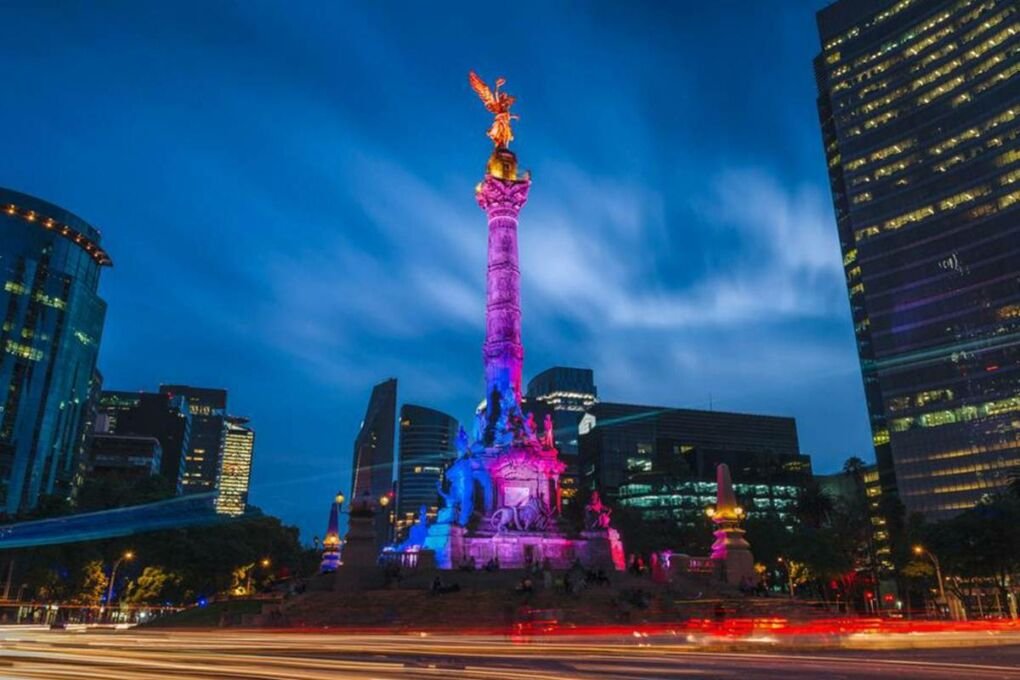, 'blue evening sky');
2,1,866,541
